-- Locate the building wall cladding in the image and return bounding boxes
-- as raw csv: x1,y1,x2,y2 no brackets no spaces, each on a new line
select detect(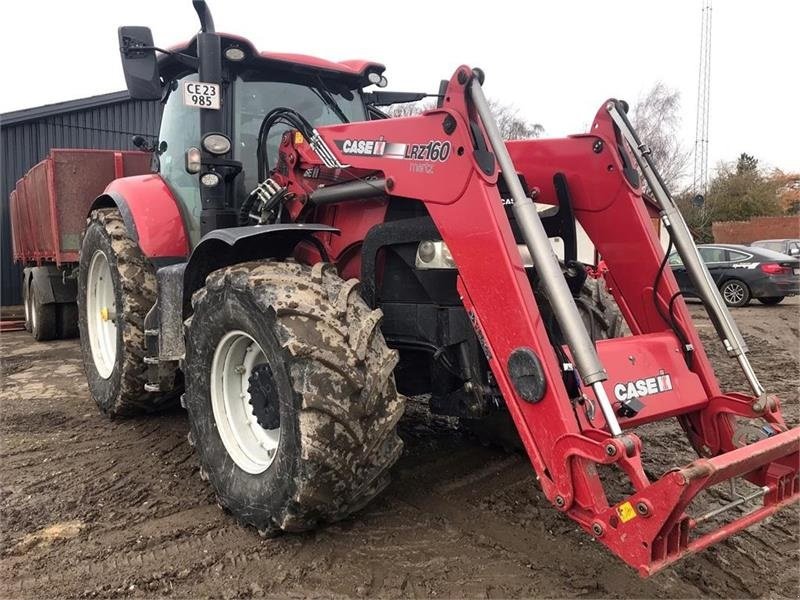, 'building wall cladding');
712,215,800,244
1,92,162,306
